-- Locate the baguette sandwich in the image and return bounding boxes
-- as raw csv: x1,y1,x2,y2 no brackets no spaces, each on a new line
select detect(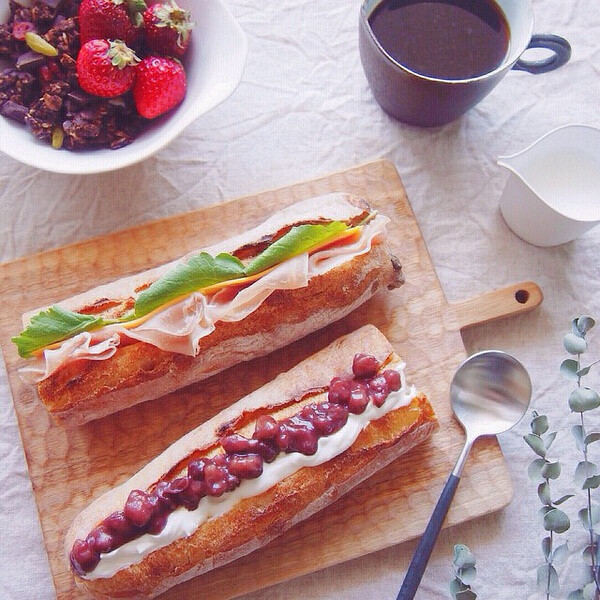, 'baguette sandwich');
66,324,436,599
12,193,403,427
